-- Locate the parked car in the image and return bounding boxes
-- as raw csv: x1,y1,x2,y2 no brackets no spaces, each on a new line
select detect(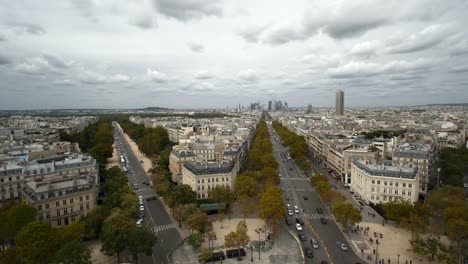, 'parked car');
286,203,291,208
336,242,348,251
288,210,293,216
320,217,327,224
285,217,292,225
303,195,308,200
299,234,306,242
311,238,319,249
296,223,303,231
133,183,139,190
305,247,314,258
136,219,142,227
316,207,323,214
139,205,144,211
